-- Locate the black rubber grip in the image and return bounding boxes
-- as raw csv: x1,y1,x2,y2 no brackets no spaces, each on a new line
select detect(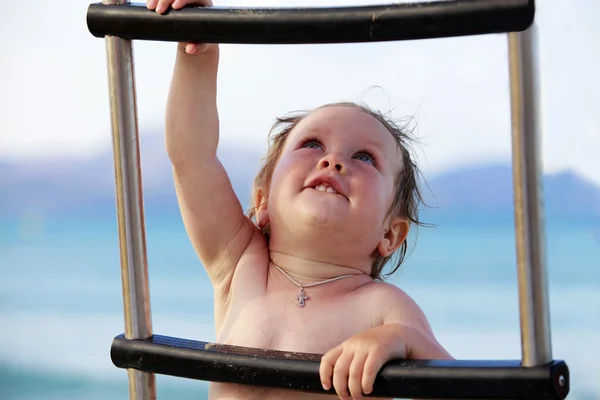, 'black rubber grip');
111,334,569,399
